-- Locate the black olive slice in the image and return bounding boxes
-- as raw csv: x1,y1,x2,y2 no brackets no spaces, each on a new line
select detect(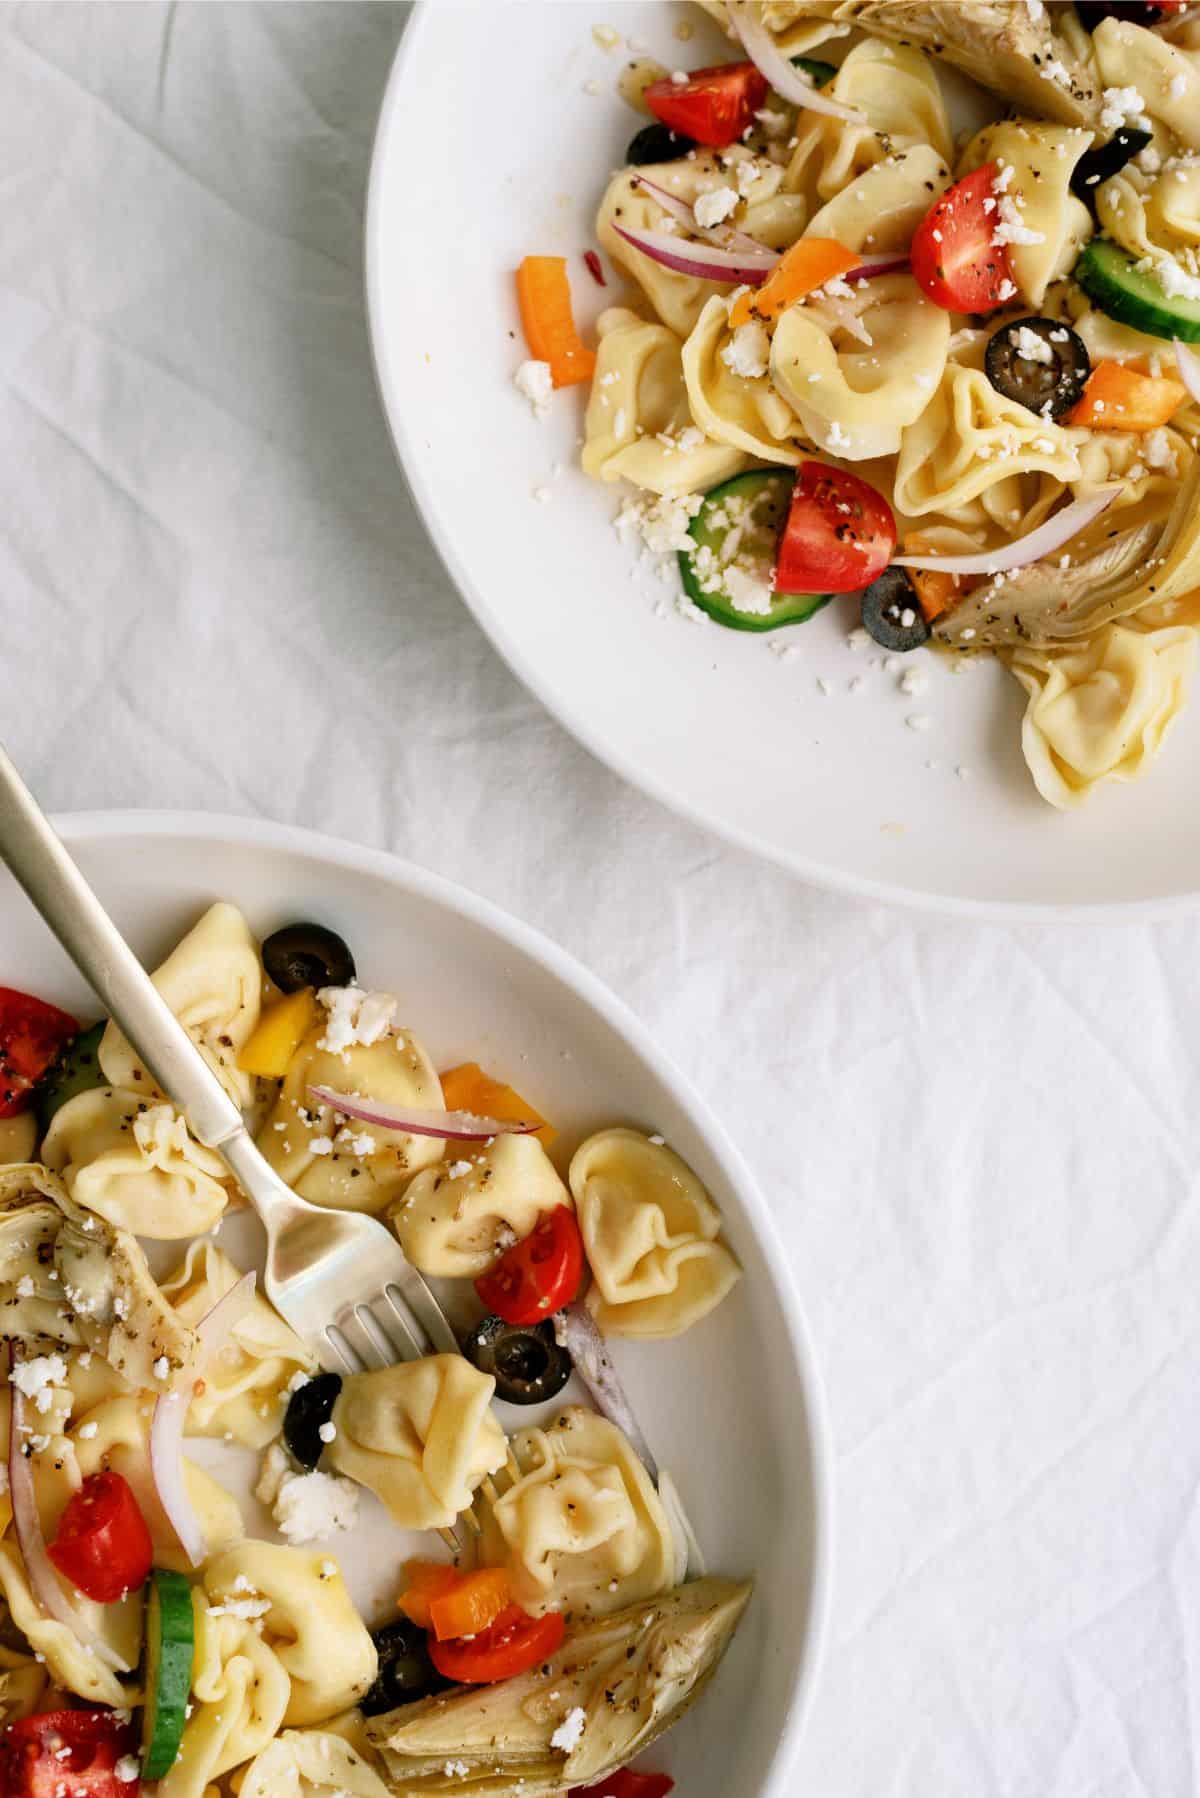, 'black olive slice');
1075,2,1175,28
282,1371,343,1469
626,122,695,165
262,922,356,994
361,1620,450,1716
462,1315,572,1406
984,317,1091,420
1071,127,1153,204
861,568,930,655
